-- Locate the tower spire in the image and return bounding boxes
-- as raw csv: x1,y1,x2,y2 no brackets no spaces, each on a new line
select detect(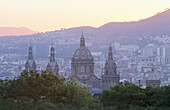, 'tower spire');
80,32,85,47
28,44,33,60
108,43,113,60
50,43,55,62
